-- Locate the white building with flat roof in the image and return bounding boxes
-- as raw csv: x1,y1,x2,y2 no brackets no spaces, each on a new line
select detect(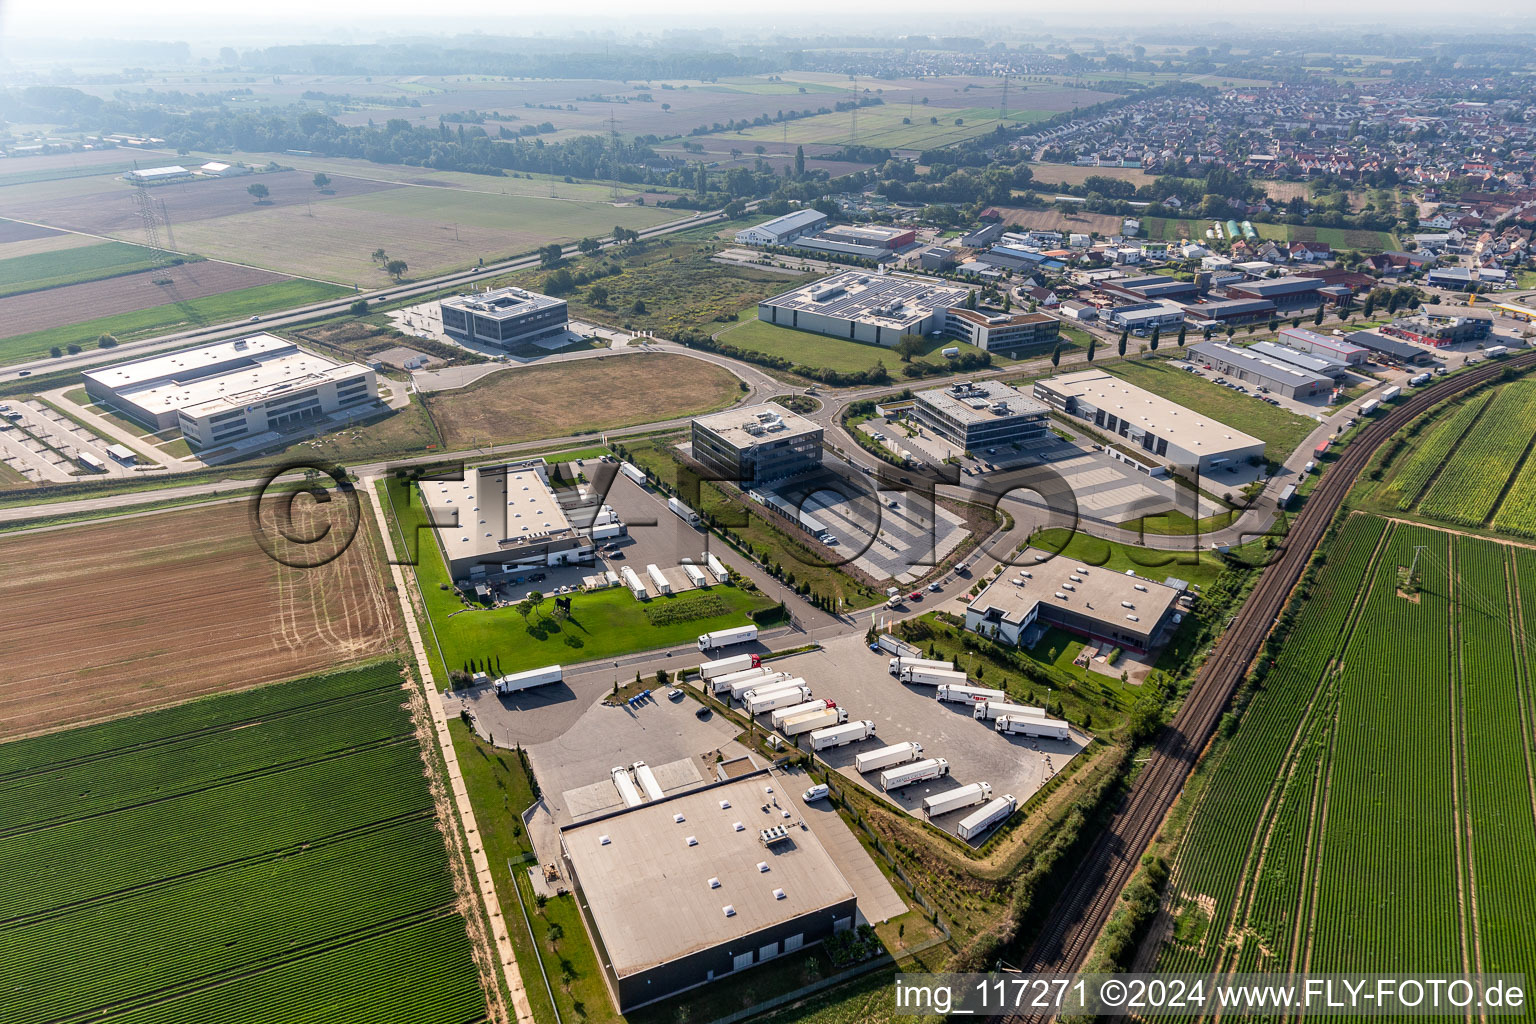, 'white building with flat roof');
734,209,828,246
757,270,971,346
1033,369,1264,471
83,334,378,451
440,287,569,348
419,460,591,579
